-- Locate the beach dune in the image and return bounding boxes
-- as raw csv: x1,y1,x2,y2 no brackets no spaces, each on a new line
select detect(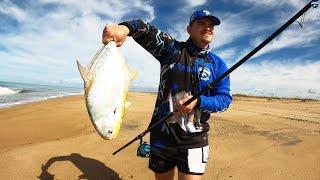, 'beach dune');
0,92,319,179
